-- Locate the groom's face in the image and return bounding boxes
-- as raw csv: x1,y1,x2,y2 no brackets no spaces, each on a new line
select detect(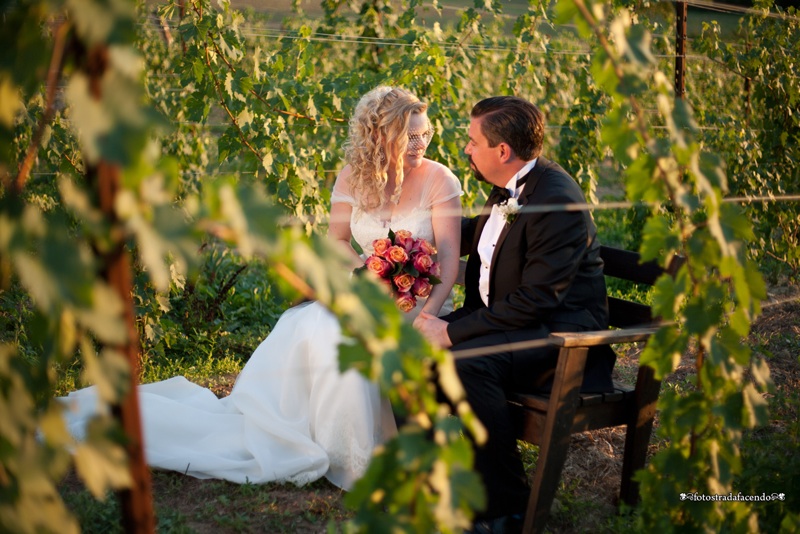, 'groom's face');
465,117,503,187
